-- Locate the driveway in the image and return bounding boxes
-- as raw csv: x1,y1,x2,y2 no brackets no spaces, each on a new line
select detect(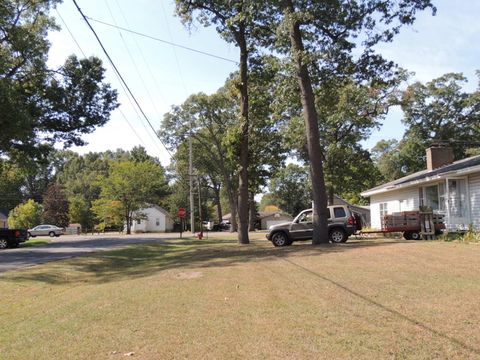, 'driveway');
0,233,180,273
